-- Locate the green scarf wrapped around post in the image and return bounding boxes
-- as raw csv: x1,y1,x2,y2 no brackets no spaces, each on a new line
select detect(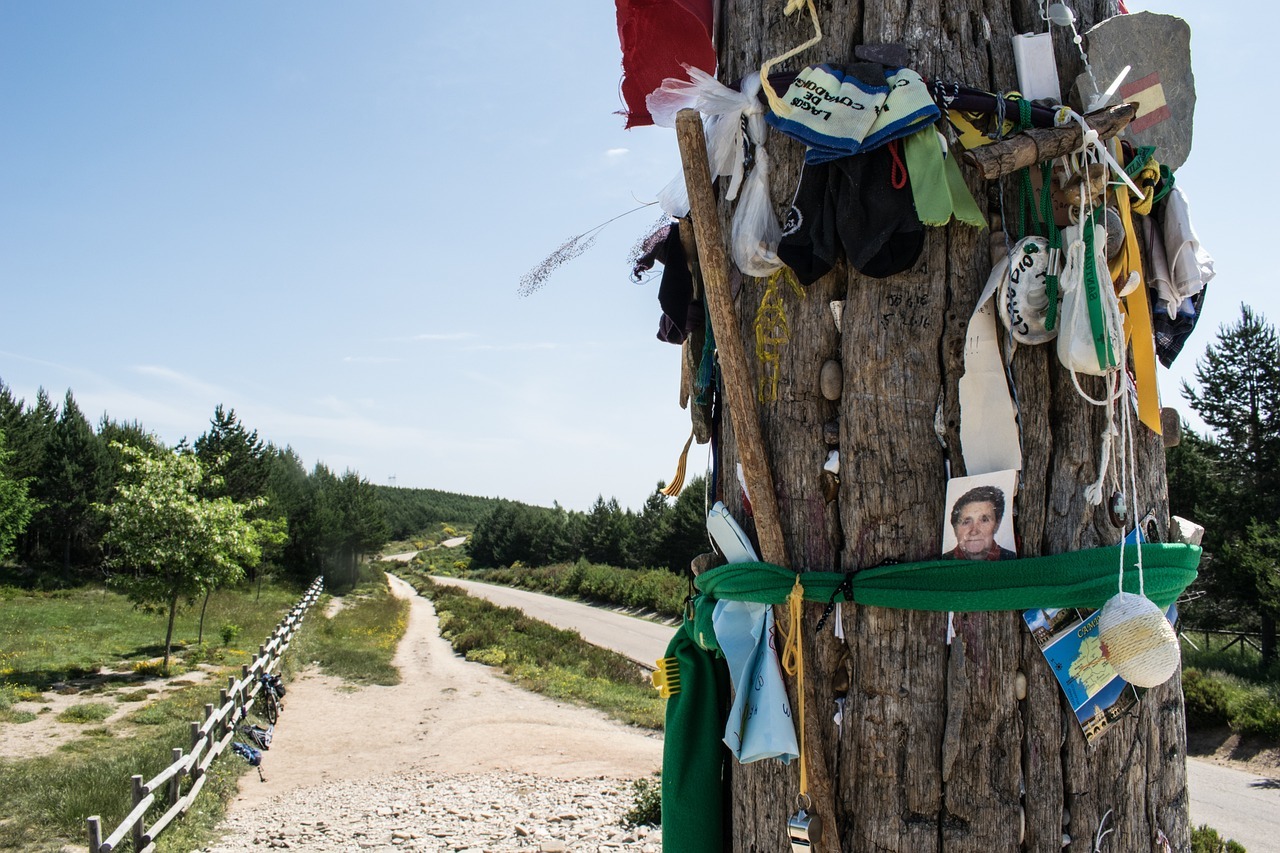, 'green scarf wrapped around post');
658,543,1200,851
